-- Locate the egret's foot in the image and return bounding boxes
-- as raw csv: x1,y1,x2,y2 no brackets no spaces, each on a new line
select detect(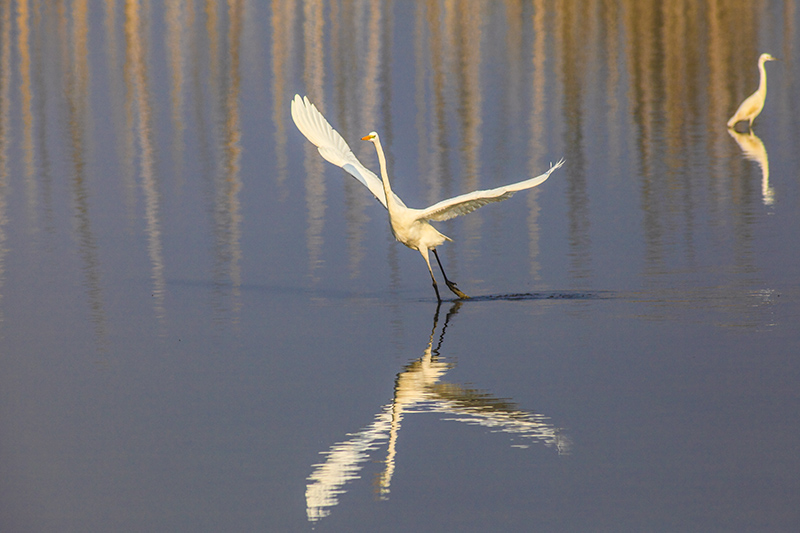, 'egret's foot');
446,281,470,299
